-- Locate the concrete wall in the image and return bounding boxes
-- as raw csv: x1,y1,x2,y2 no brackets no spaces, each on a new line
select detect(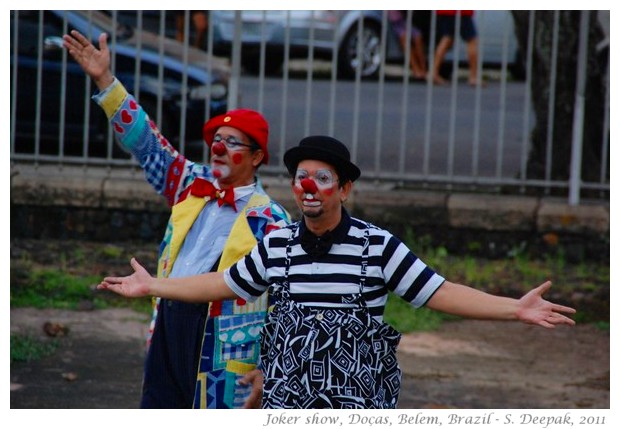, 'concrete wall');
11,164,609,260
